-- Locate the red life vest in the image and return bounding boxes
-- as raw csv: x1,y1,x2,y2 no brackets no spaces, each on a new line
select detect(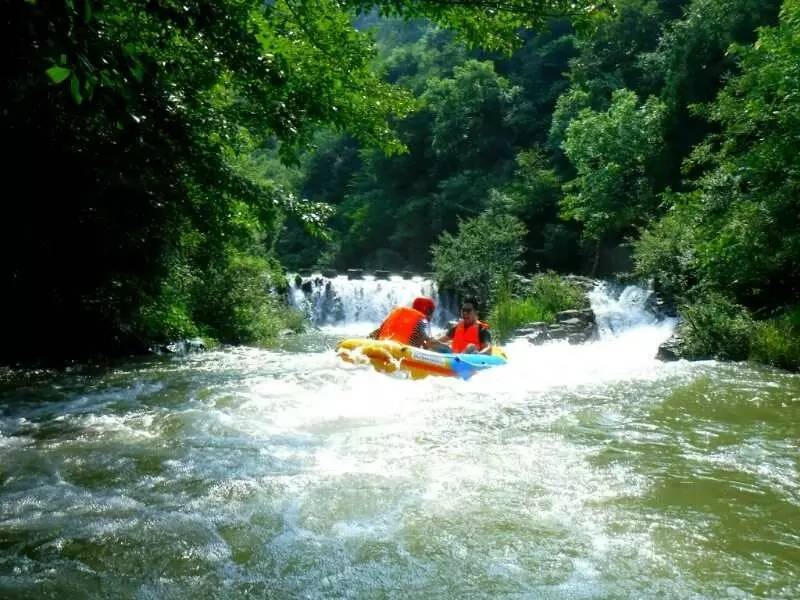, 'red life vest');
451,320,489,353
377,306,426,344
